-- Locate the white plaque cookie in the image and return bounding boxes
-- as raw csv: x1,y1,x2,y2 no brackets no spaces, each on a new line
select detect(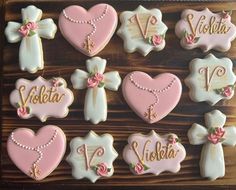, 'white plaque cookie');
66,131,118,183
185,54,236,105
117,5,168,56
